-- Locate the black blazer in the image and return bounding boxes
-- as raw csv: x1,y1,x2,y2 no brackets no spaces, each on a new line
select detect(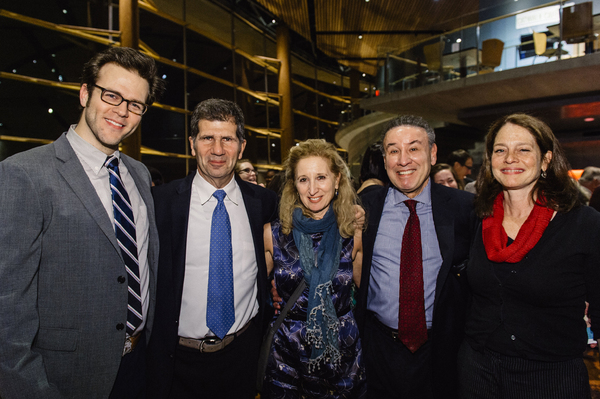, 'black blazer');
147,173,277,398
356,182,474,399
